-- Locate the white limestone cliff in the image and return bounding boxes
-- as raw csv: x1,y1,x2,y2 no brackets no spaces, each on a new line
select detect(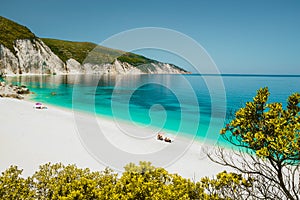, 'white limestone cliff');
0,39,66,76
0,39,188,76
84,59,188,75
66,58,83,73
